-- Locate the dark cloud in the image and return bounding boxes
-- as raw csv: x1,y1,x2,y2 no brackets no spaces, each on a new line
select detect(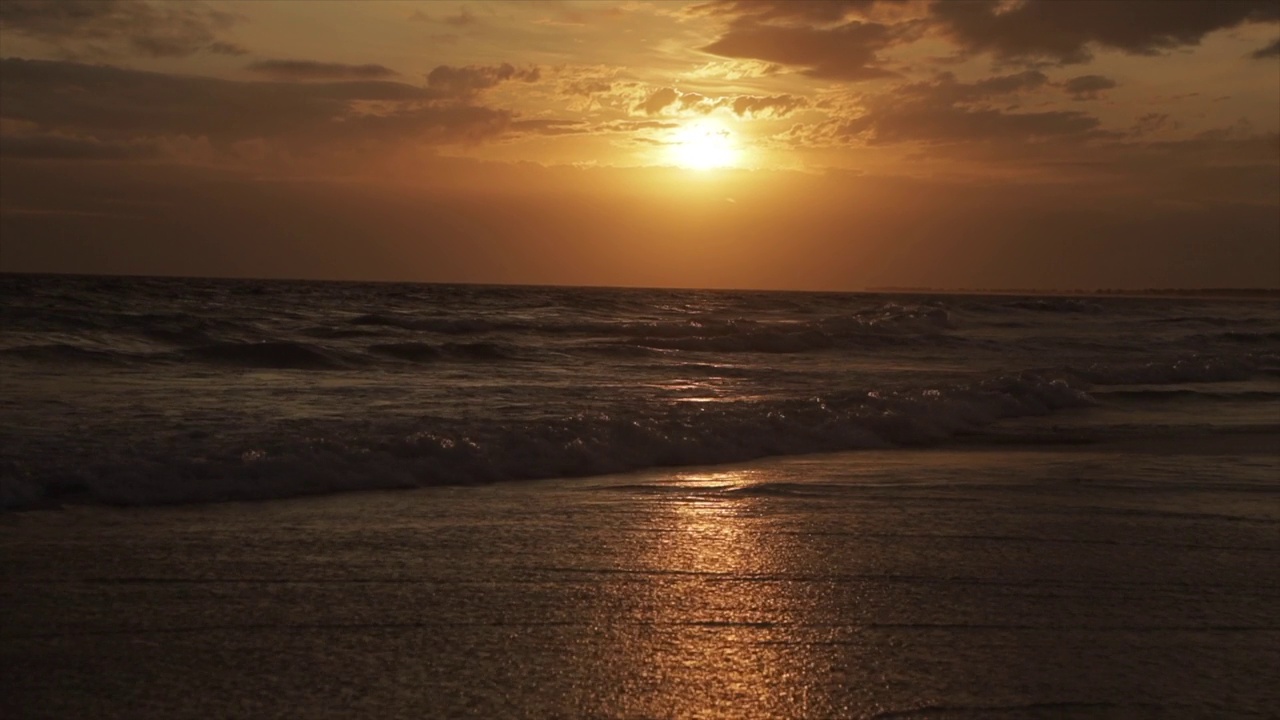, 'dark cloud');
1250,38,1280,58
1062,75,1117,101
731,94,806,118
701,19,906,81
897,70,1049,105
930,0,1280,65
1130,112,1174,136
442,8,477,27
0,0,242,58
247,59,399,81
790,71,1102,146
600,120,681,132
630,87,805,118
690,0,881,24
560,79,614,97
636,87,681,115
426,63,541,98
510,119,587,136
0,58,516,153
207,40,248,56
0,133,158,160
334,104,514,146
841,106,1100,145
